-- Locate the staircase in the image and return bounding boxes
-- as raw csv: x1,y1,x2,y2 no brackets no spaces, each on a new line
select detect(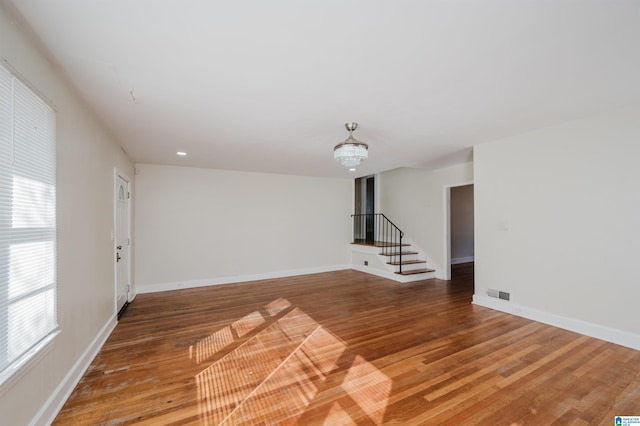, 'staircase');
353,239,434,277
351,214,435,281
